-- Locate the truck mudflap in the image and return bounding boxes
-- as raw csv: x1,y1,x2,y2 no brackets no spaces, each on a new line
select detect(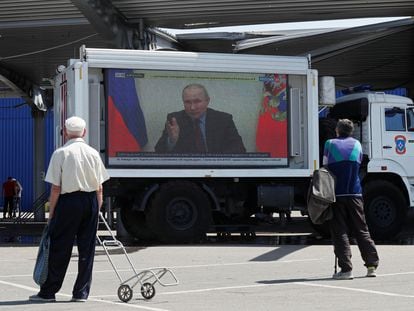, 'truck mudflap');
257,185,294,212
